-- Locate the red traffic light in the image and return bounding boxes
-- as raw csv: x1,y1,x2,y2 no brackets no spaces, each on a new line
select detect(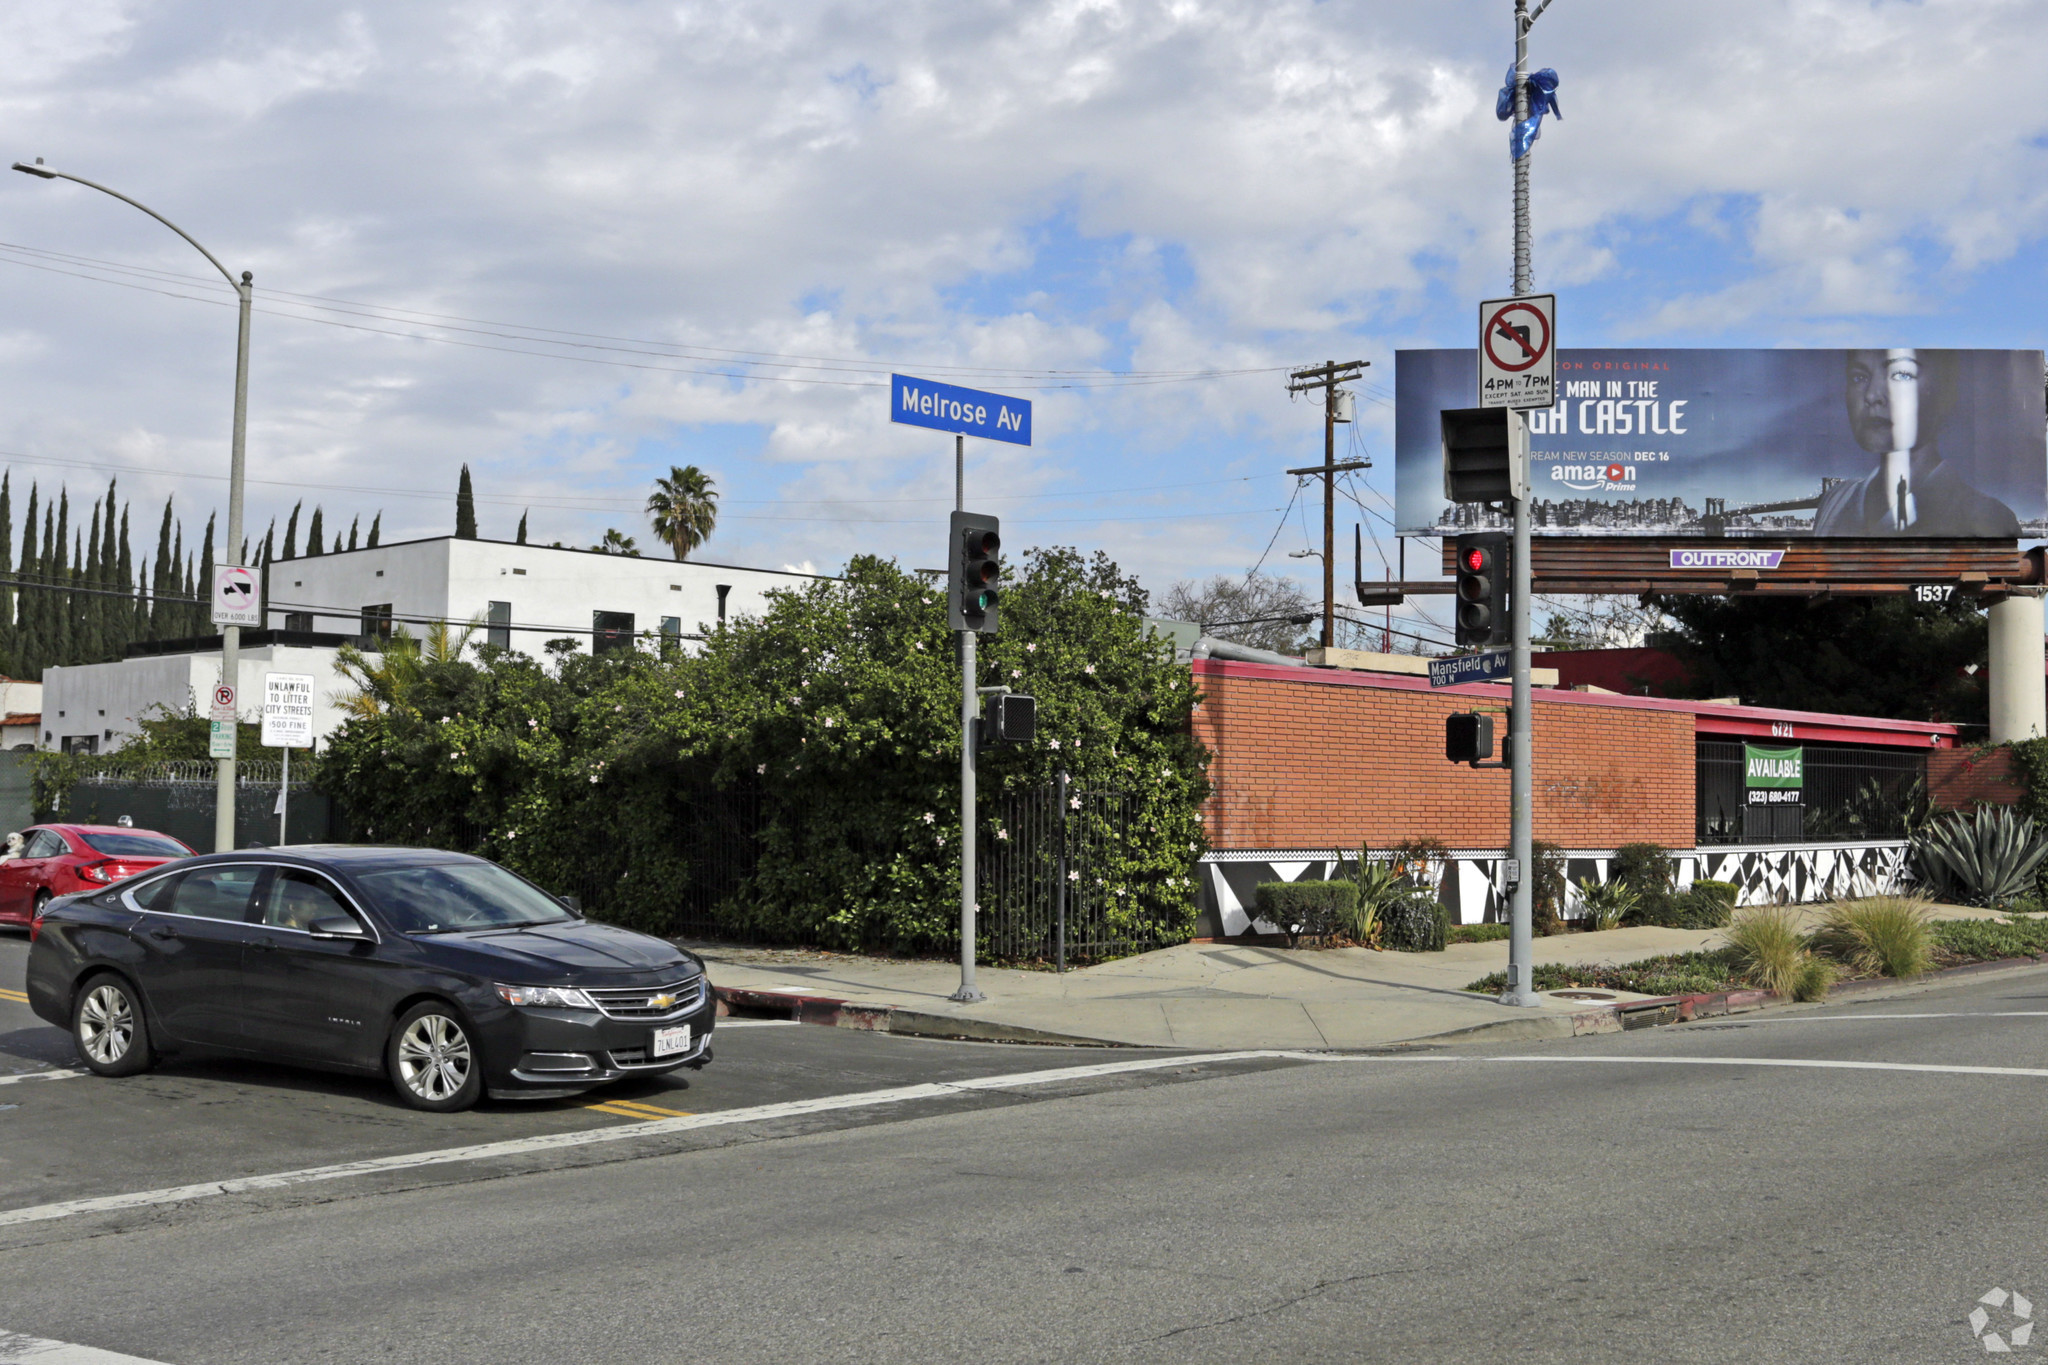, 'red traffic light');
1461,546,1489,574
